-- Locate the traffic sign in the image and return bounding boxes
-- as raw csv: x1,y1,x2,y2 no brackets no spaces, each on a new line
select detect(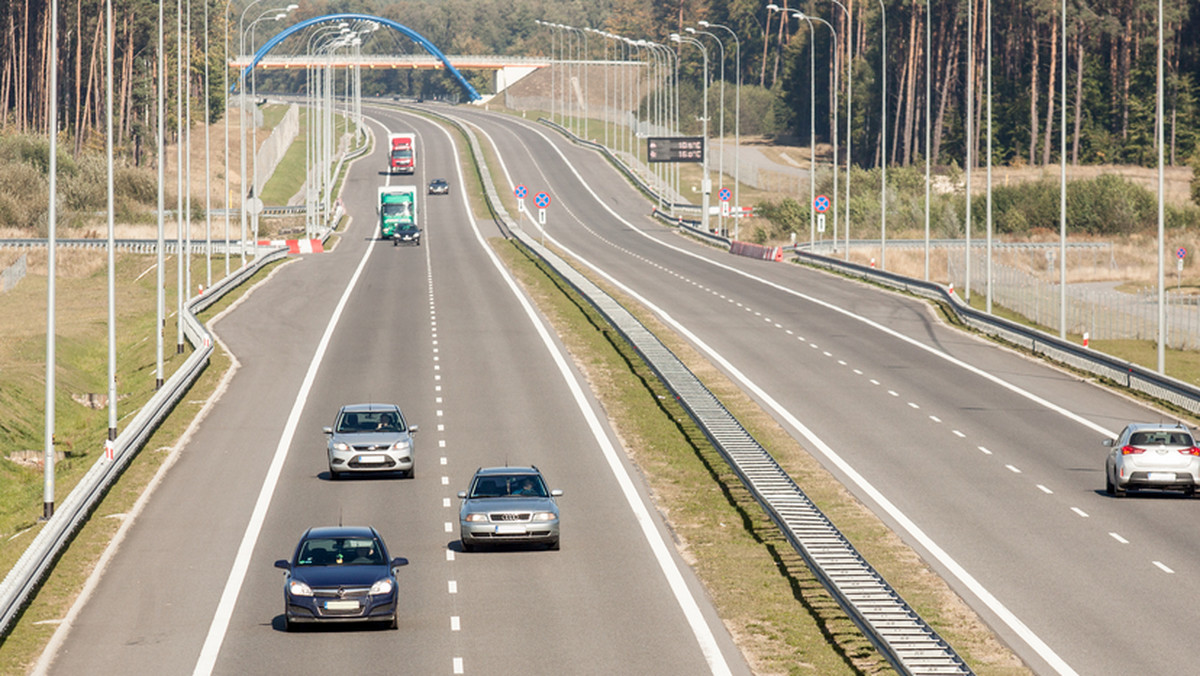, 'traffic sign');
515,185,527,199
535,192,550,209
1178,247,1187,259
813,195,829,213
719,187,731,202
